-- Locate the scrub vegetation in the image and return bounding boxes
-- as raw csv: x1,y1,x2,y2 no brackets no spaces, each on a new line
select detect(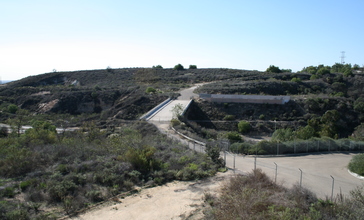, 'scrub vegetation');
204,169,364,220
1,63,364,218
0,120,218,219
